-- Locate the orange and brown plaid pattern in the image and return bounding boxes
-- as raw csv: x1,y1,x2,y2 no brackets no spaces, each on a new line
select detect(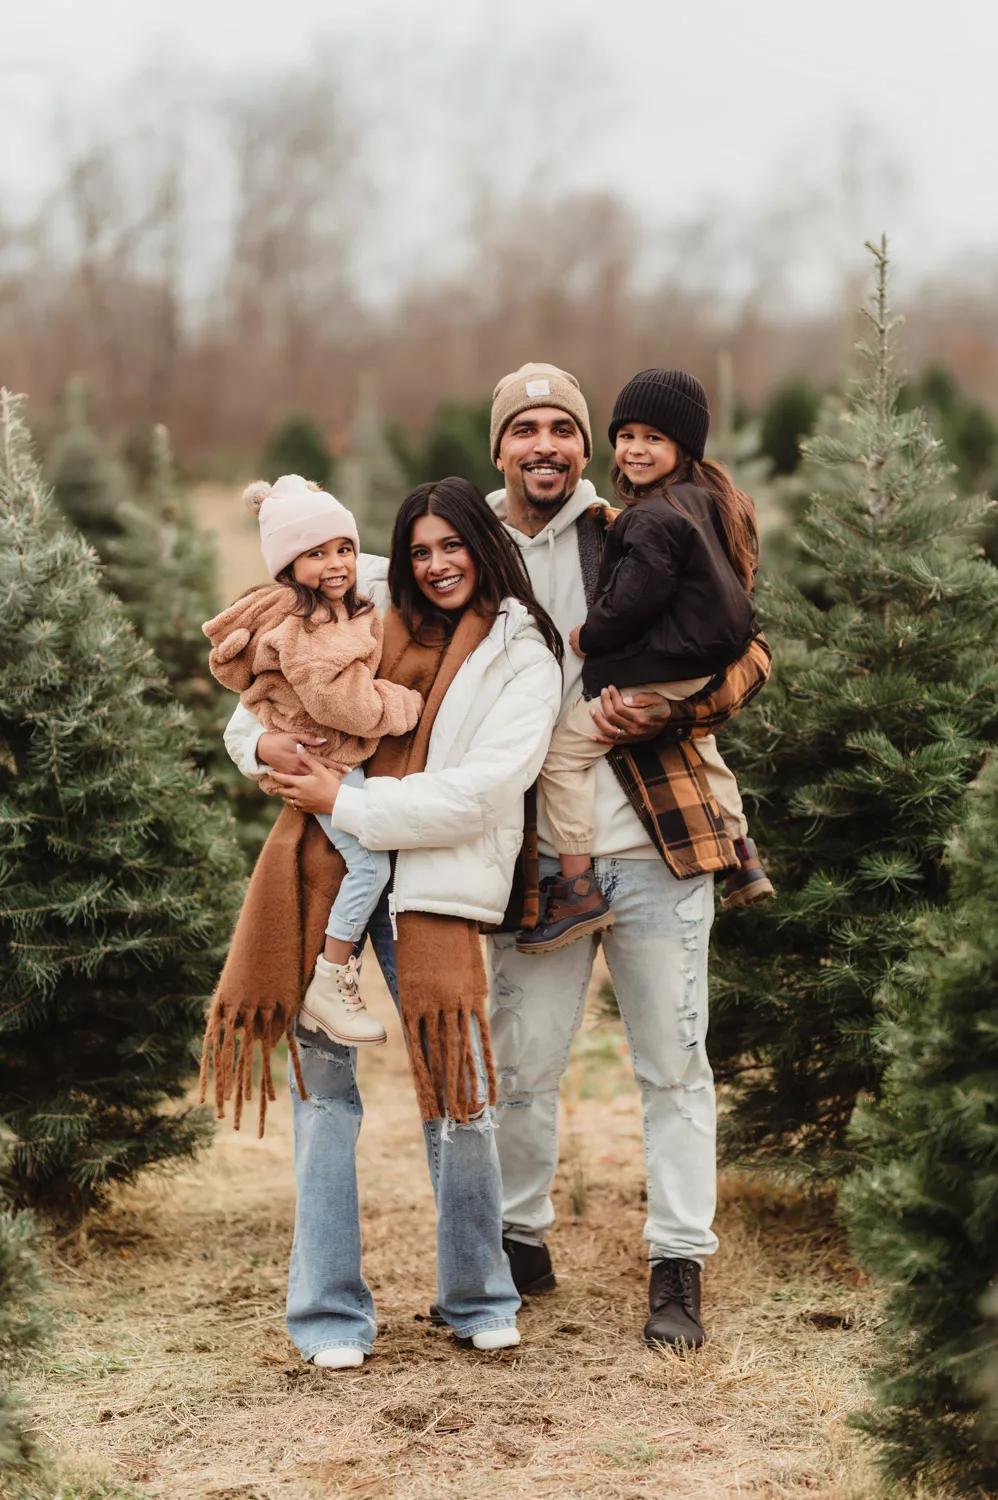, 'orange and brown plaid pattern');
607,634,772,879
580,502,771,882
